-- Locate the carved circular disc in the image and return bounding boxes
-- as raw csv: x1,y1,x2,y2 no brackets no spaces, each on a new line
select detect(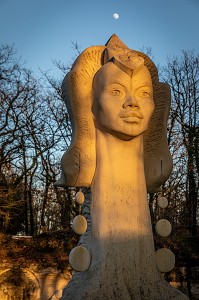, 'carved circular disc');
69,246,91,272
155,219,172,237
75,191,85,205
155,248,175,273
72,215,87,235
157,196,168,209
